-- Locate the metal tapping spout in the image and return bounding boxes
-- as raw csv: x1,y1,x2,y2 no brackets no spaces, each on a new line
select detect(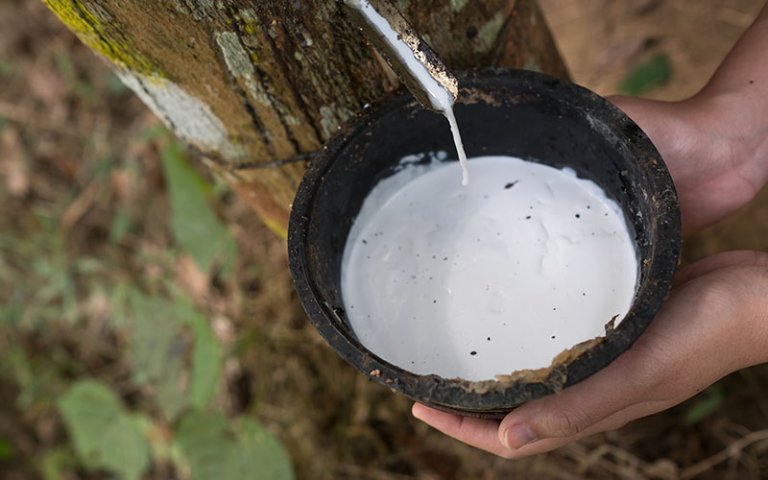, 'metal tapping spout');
340,0,459,113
